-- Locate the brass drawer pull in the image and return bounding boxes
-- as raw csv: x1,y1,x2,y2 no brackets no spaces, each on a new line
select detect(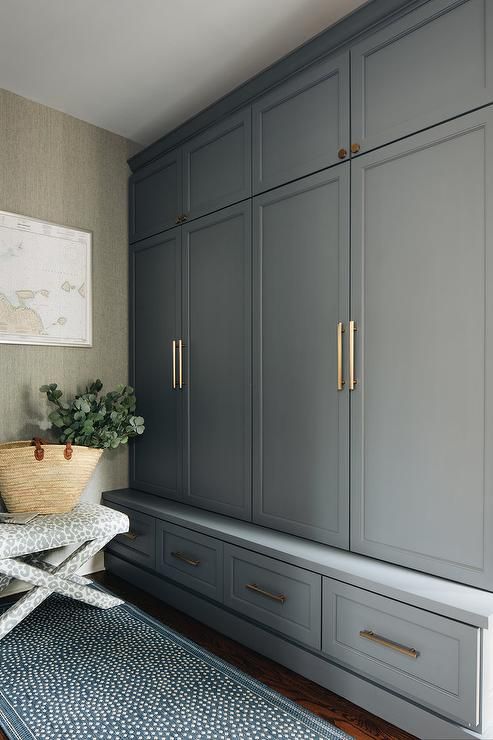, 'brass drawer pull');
246,583,287,604
171,551,200,567
122,532,137,541
359,630,419,659
337,321,345,390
